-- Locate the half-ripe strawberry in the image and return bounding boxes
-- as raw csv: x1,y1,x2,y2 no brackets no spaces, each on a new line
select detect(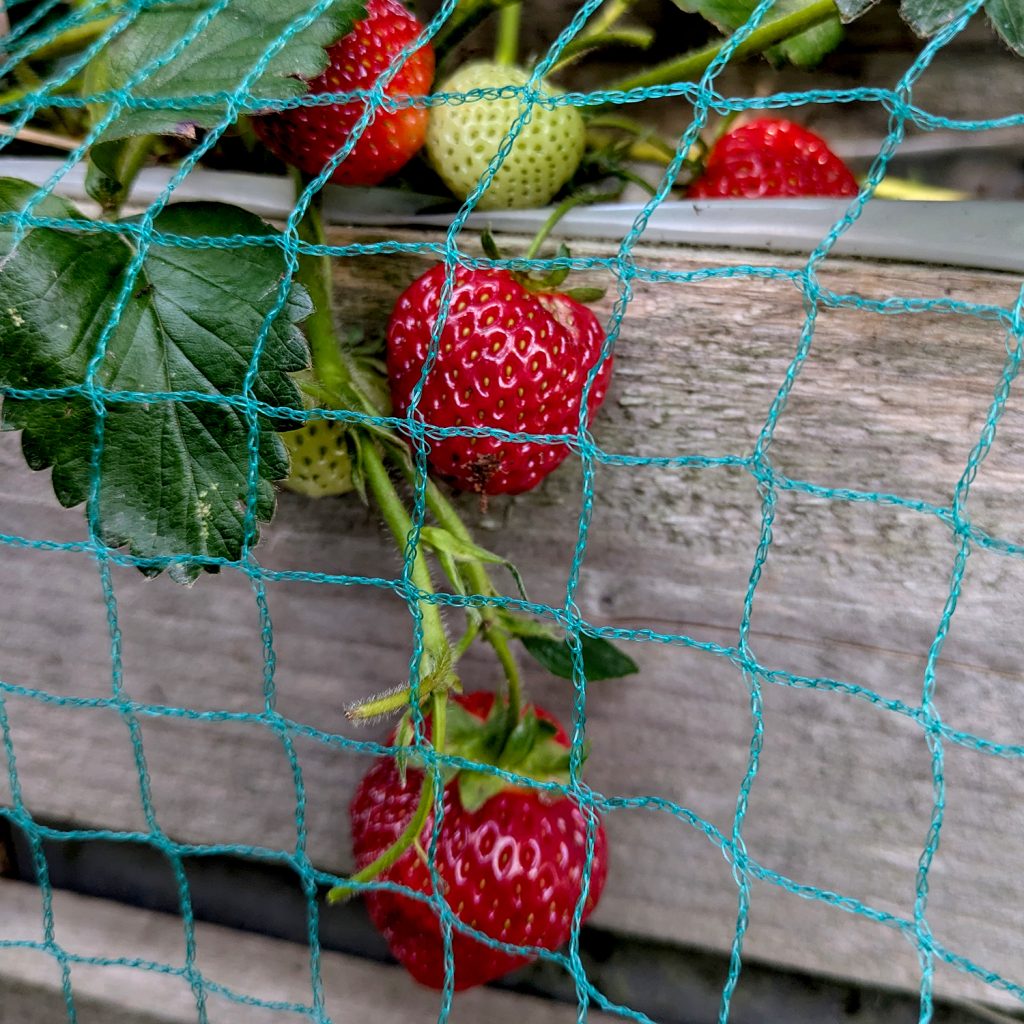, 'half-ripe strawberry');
349,692,608,990
386,264,612,494
426,61,585,210
253,0,434,187
689,118,858,198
